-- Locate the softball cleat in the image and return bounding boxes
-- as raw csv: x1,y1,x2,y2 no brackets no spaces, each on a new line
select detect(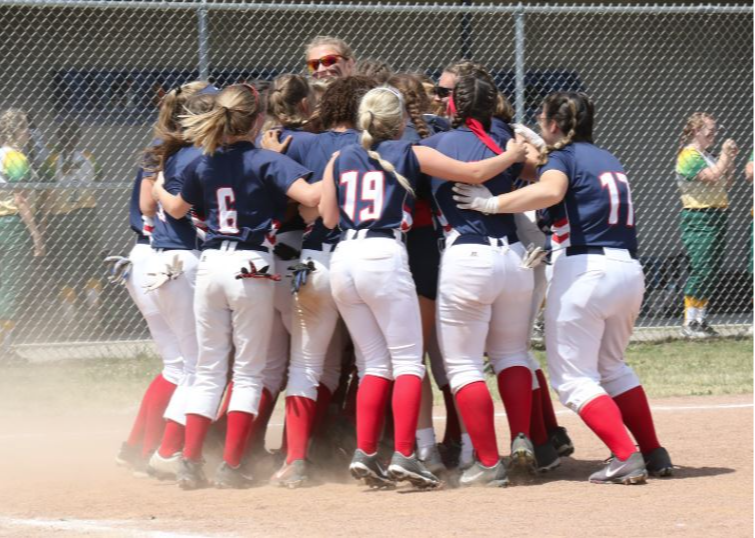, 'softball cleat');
549,426,575,457
214,461,254,489
459,458,509,488
147,451,182,480
387,452,442,489
270,459,309,489
644,447,674,478
177,458,208,490
349,449,395,489
510,433,536,471
589,452,648,485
